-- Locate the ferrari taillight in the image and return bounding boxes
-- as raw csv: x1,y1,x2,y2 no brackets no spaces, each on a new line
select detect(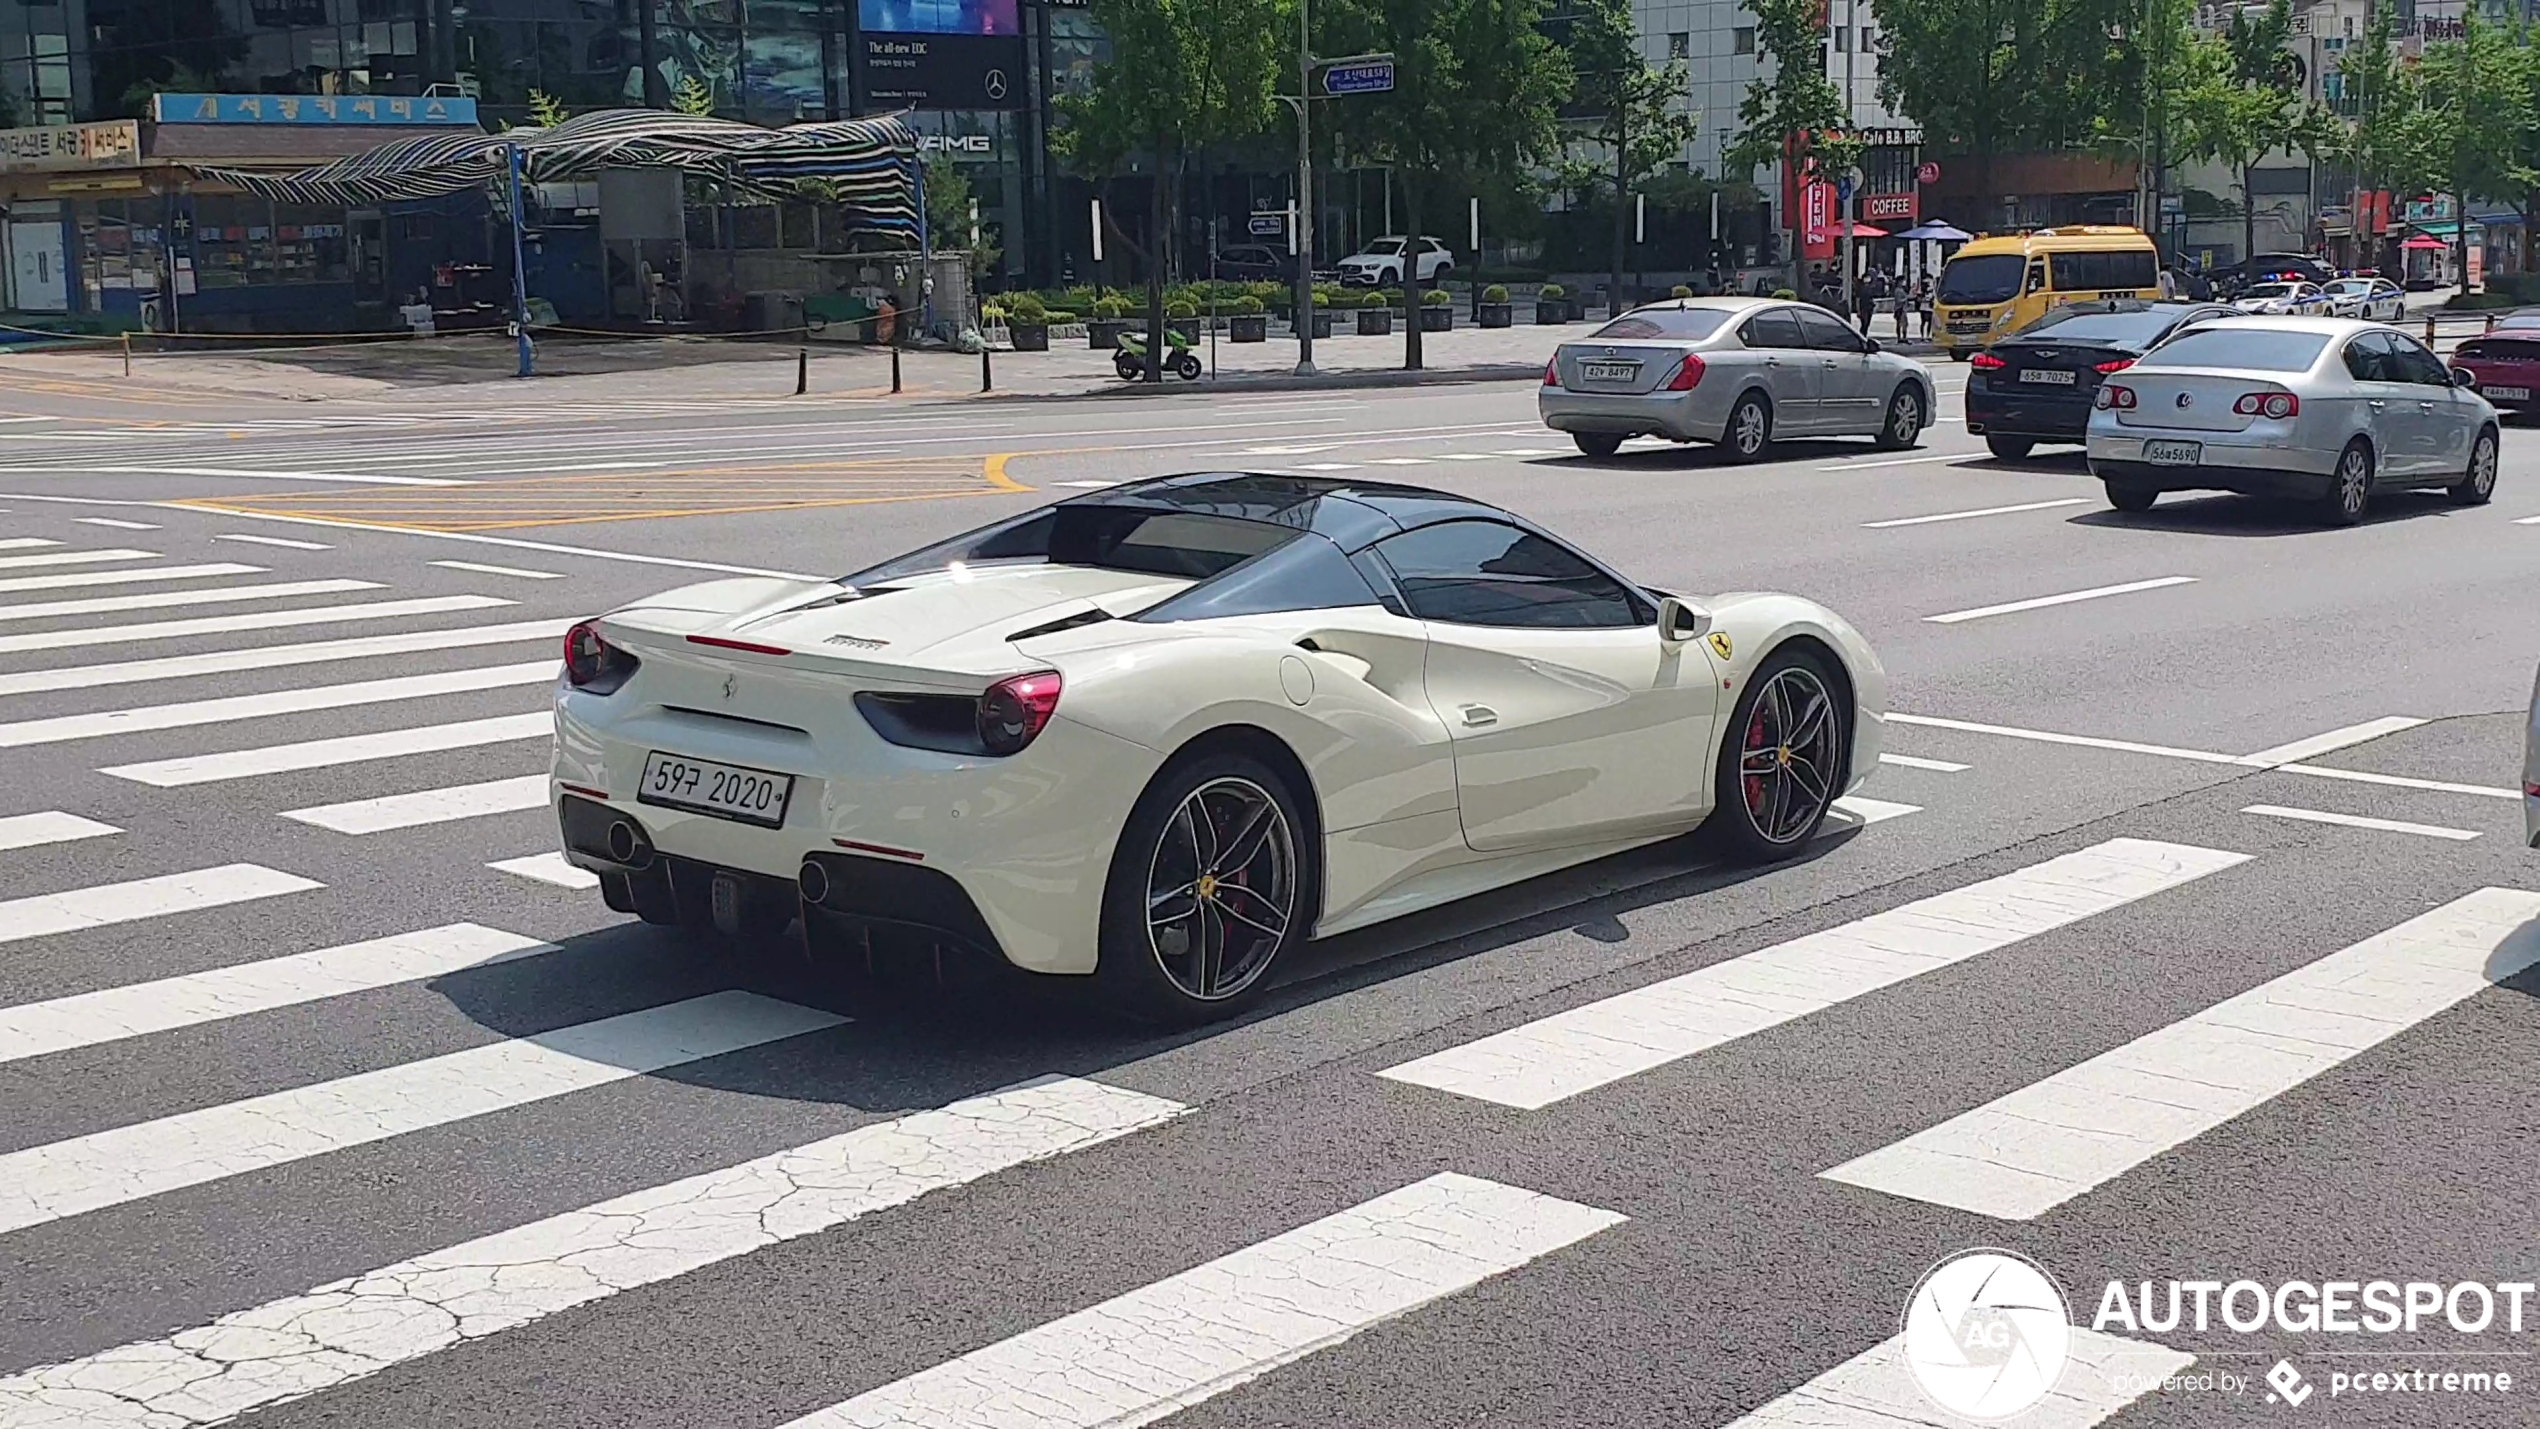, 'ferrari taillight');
563,620,639,694
1665,354,1706,390
978,670,1062,756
